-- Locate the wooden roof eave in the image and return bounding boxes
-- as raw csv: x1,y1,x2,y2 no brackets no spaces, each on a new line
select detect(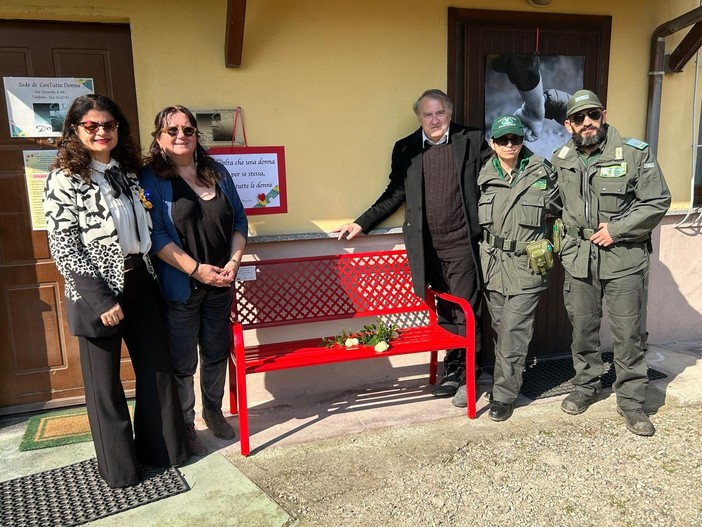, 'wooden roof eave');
225,0,246,68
